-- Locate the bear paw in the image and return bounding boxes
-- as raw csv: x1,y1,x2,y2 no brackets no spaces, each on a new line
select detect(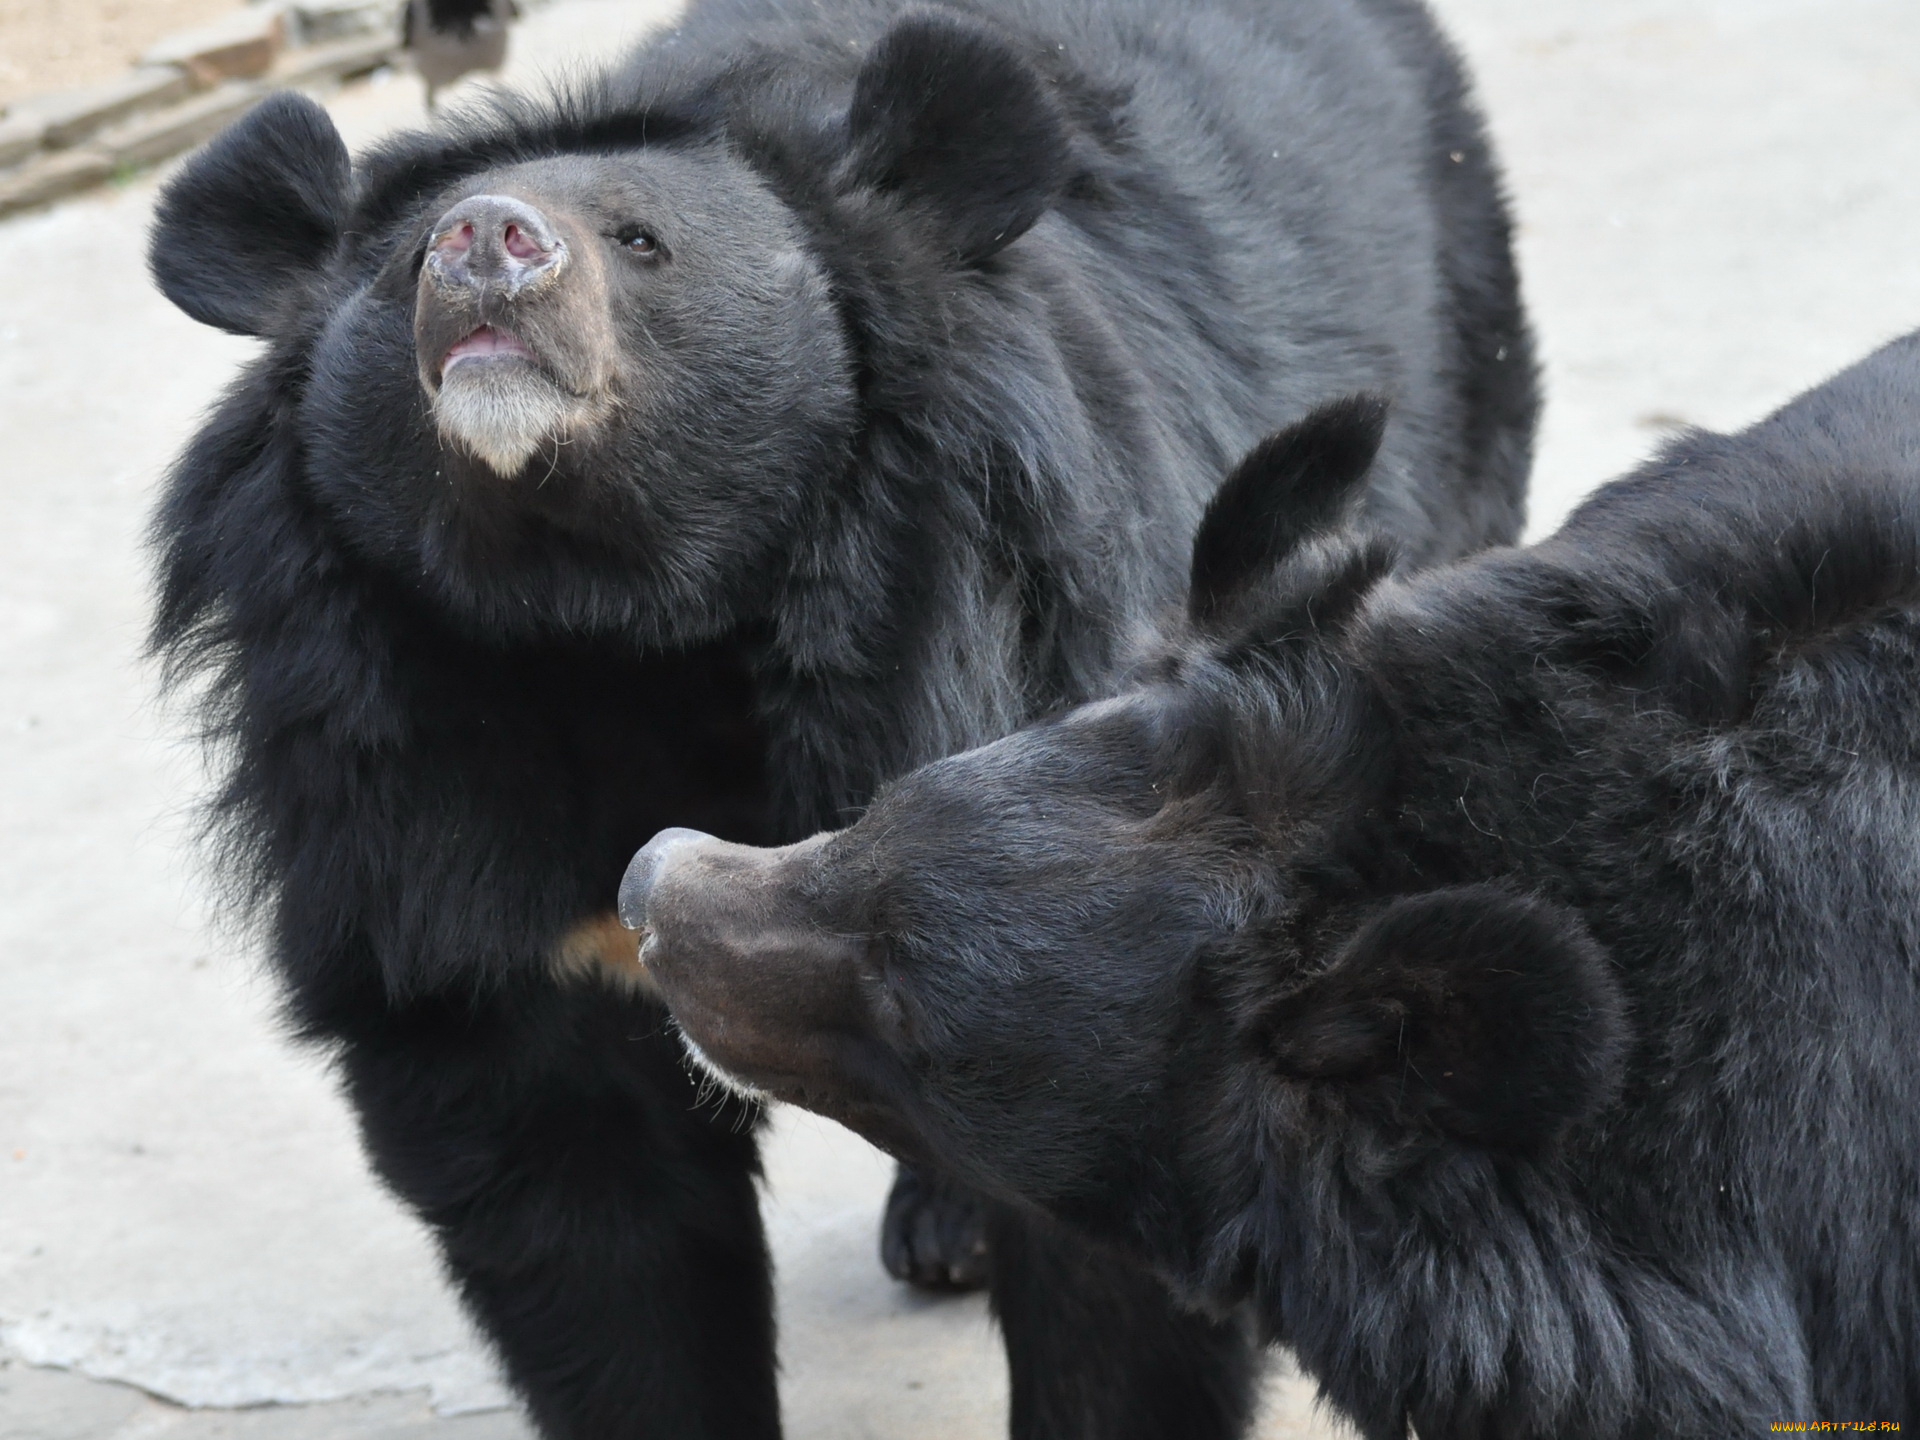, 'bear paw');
880,1164,990,1291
